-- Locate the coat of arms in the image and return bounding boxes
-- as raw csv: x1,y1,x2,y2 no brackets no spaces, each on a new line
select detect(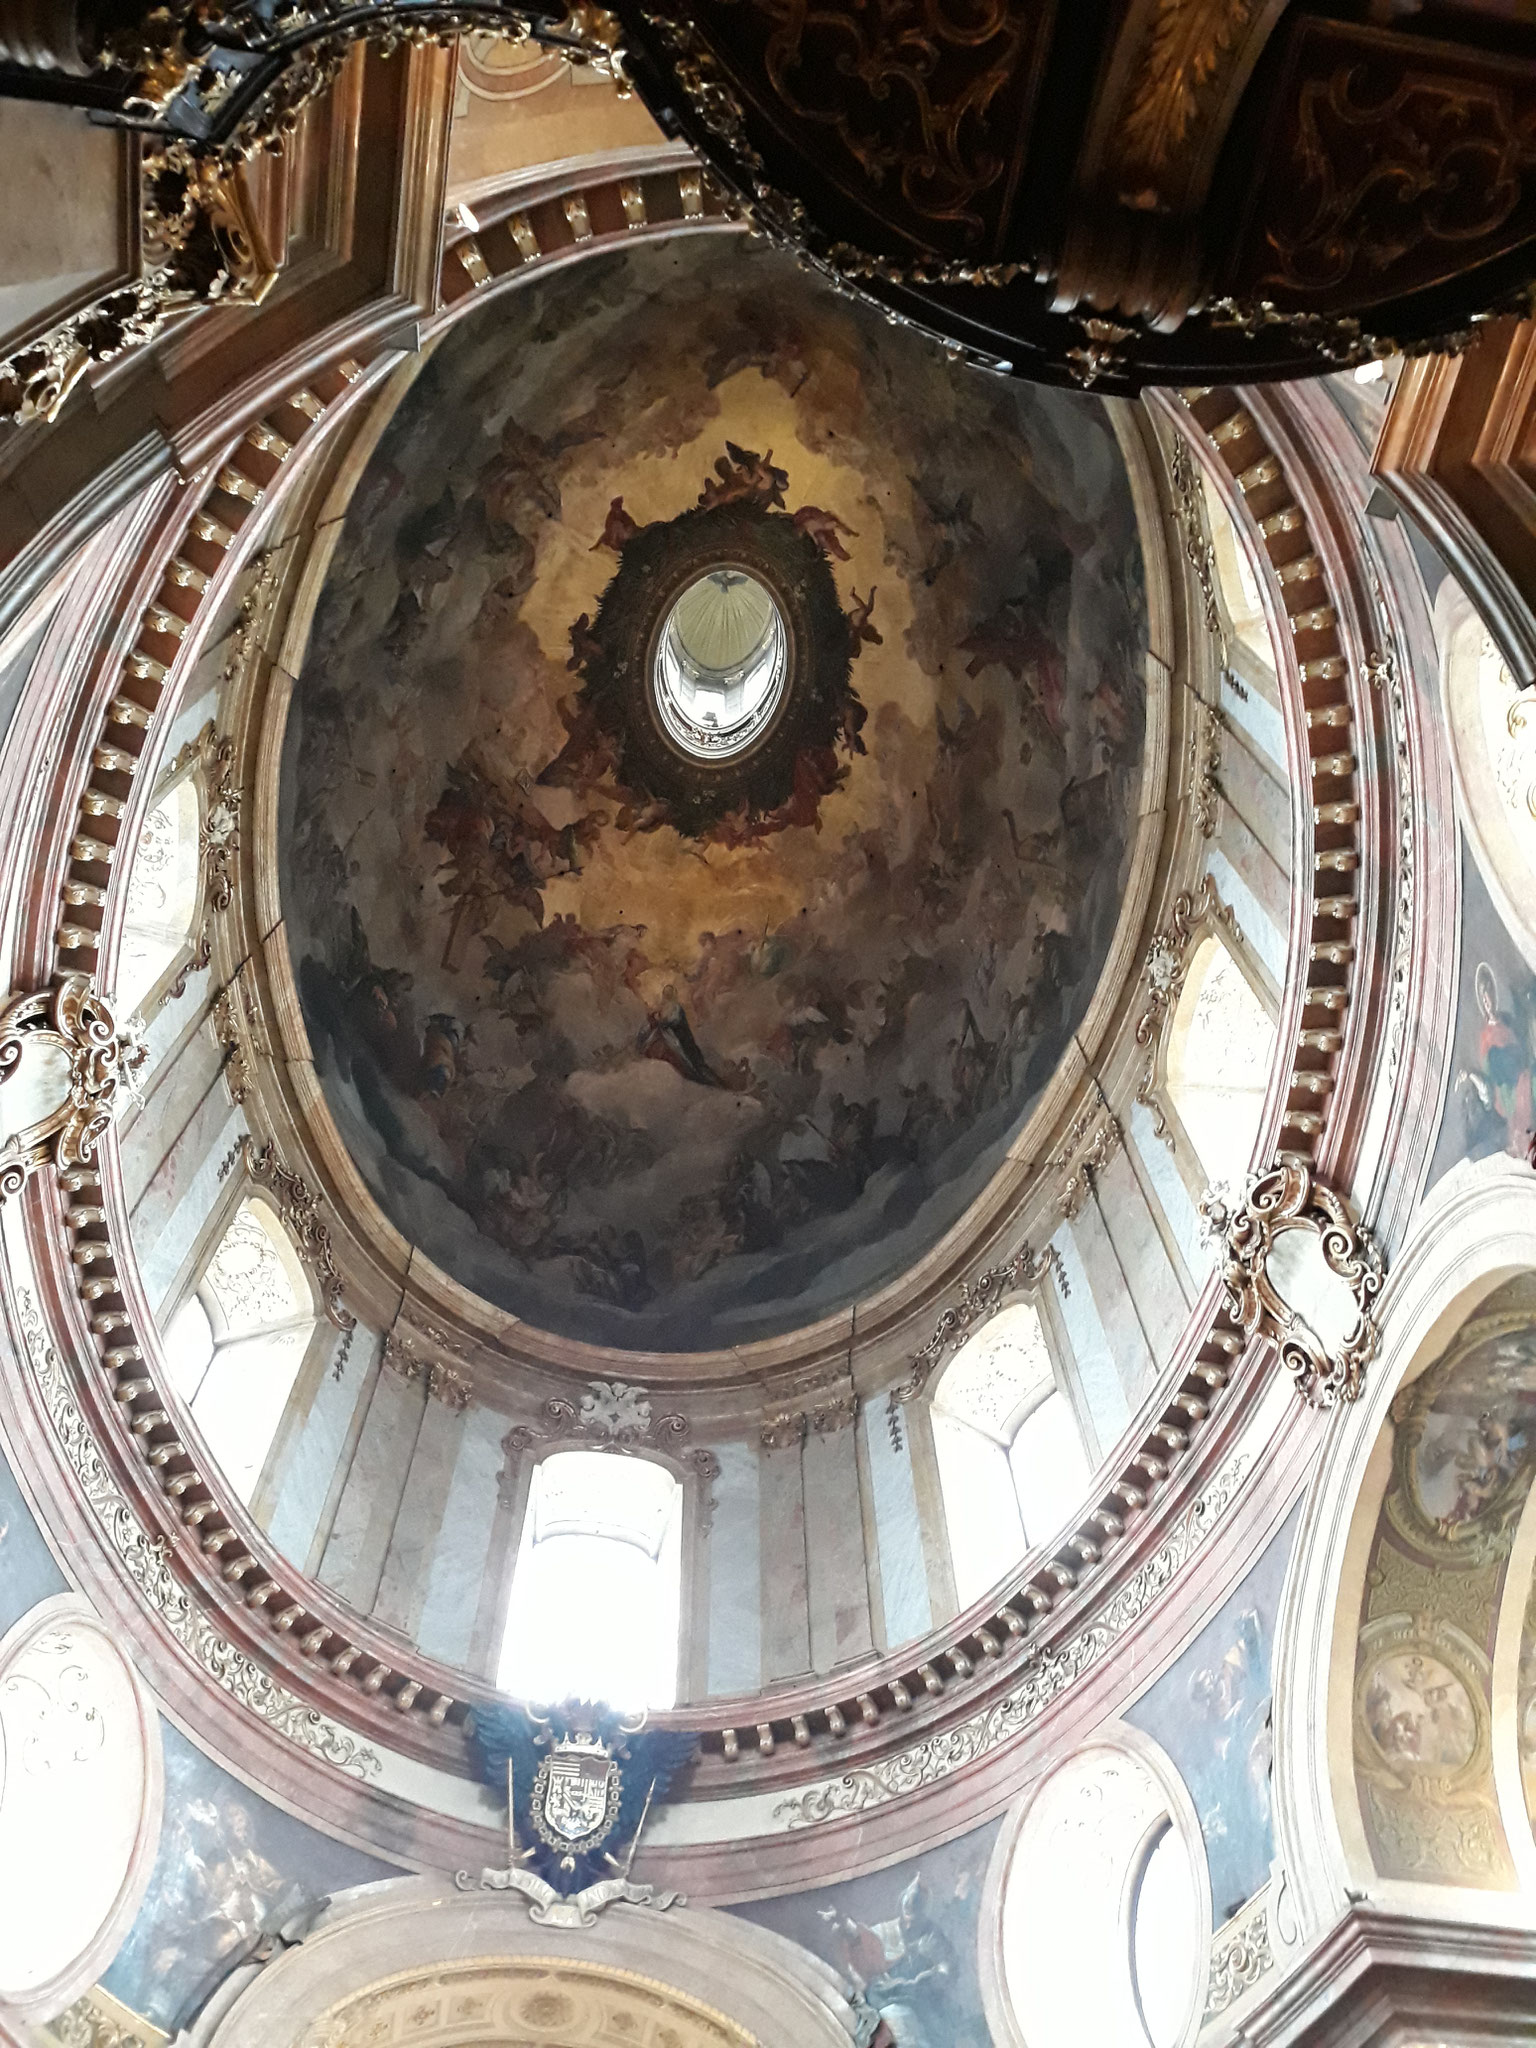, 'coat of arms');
530,1731,621,1852
458,1699,697,1924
